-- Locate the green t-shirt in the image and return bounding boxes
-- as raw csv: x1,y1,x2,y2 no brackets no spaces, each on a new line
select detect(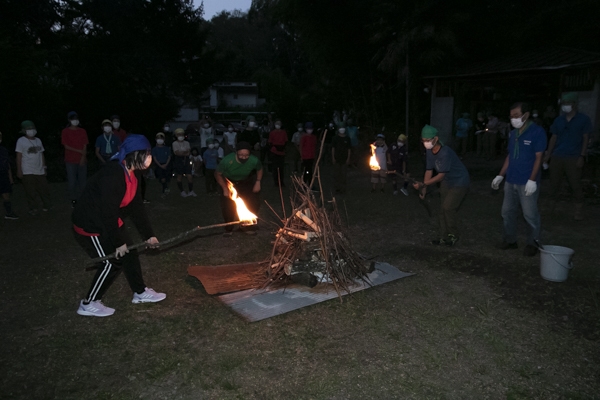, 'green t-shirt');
217,152,262,182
